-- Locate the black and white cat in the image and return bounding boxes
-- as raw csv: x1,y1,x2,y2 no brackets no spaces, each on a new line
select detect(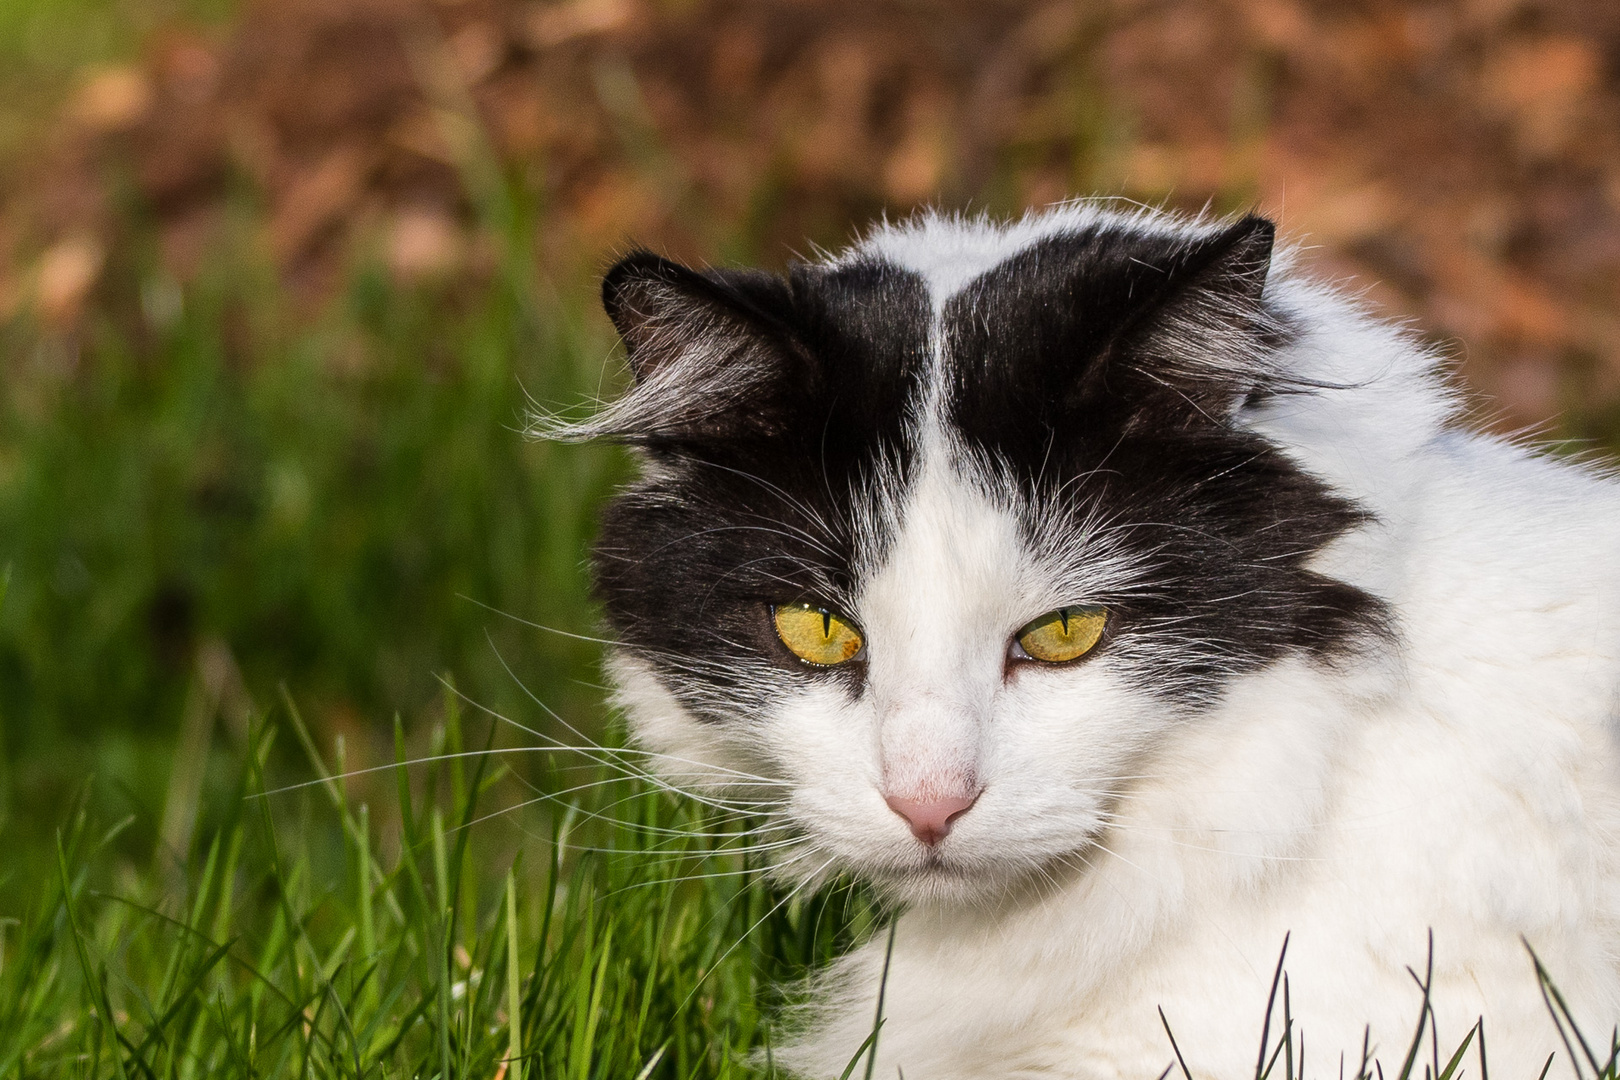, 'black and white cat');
547,204,1620,1078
